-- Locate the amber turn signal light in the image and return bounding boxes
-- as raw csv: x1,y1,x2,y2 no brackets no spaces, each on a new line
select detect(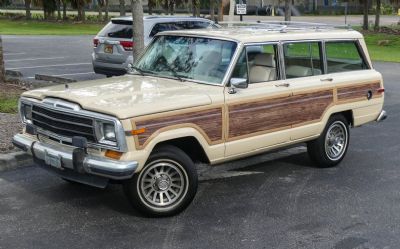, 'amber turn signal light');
105,150,123,160
131,128,146,135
